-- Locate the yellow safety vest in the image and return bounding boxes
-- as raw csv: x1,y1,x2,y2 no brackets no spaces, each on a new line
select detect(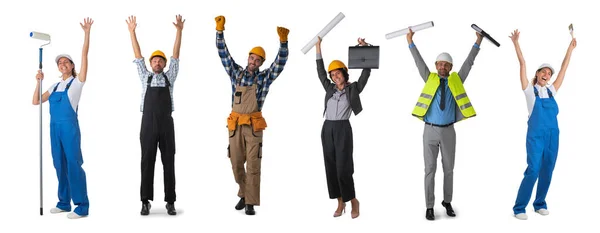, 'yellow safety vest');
412,72,476,121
